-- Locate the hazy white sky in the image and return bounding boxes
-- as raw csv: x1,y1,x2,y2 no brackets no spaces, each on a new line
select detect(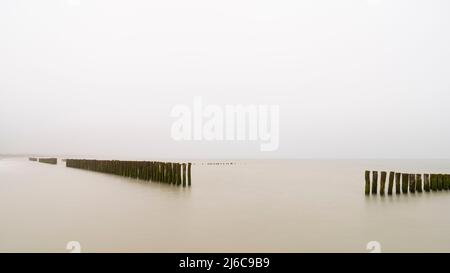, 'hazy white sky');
1,0,450,158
